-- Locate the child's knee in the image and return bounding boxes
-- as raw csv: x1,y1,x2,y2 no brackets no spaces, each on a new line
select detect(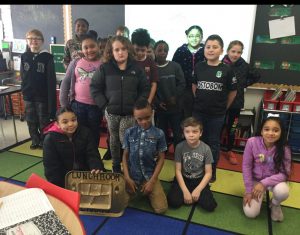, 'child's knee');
199,198,218,212
154,205,168,214
243,205,260,218
273,182,289,201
